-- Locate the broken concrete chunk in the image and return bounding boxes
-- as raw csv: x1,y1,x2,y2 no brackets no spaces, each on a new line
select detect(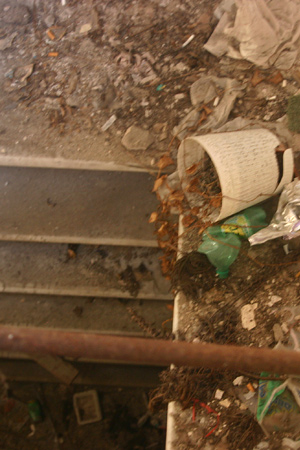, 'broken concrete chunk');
121,125,154,151
241,303,257,330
